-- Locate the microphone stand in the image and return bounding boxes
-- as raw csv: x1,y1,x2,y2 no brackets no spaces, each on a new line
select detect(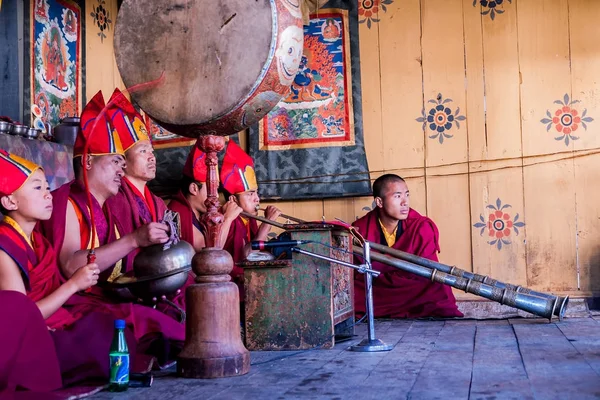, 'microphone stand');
349,242,393,352
290,241,394,353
